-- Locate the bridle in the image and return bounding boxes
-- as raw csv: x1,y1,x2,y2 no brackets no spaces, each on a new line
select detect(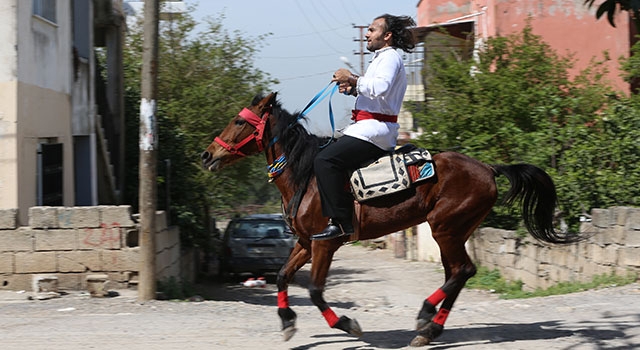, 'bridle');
213,107,270,157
